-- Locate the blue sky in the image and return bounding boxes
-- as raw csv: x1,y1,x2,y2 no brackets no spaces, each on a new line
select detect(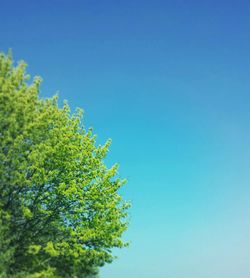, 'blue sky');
1,1,250,277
